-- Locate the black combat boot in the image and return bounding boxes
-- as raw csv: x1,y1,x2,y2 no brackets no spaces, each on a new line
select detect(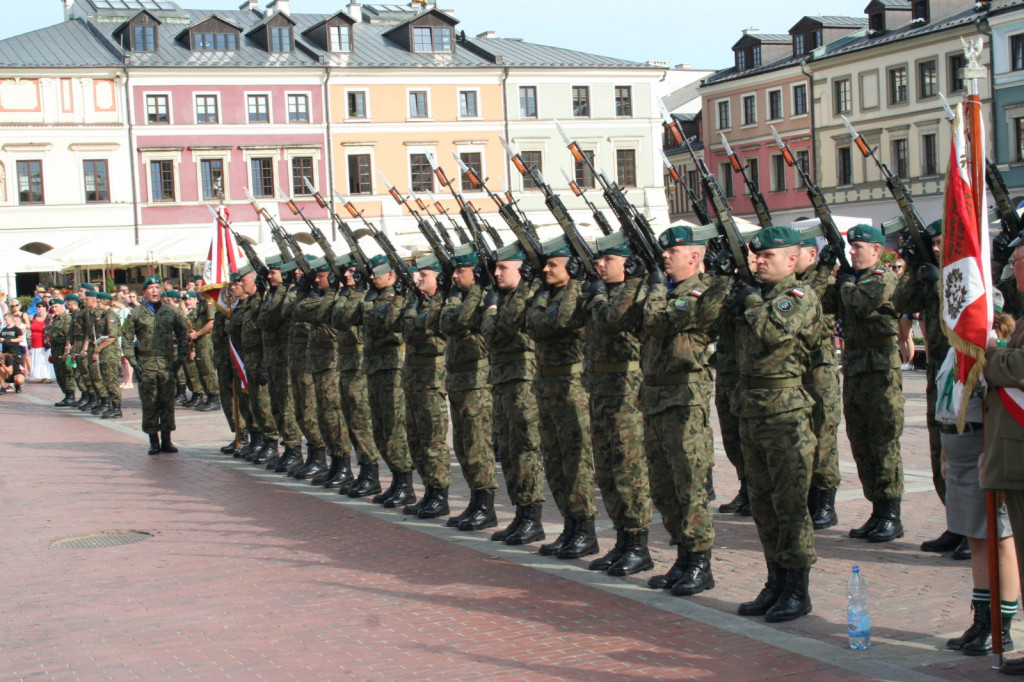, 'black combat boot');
72,392,91,408
556,517,599,560
174,387,188,405
347,462,381,498
719,479,749,513
738,562,786,616
849,503,881,539
588,529,626,571
458,490,497,531
295,446,326,481
91,397,110,415
147,433,161,455
325,455,354,493
159,431,177,453
252,438,278,466
539,518,574,556
418,486,449,518
274,444,301,472
608,530,655,577
921,529,964,553
405,487,433,516
101,401,122,419
505,503,545,545
81,394,100,411
446,493,478,527
221,432,247,455
962,612,1014,656
764,567,812,622
182,392,202,408
55,392,76,407
289,441,315,474
373,470,400,504
240,433,263,461
196,395,221,412
867,499,904,543
648,545,688,590
312,454,339,486
384,471,417,508
947,601,990,650
811,487,838,530
672,549,714,596
491,506,524,541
